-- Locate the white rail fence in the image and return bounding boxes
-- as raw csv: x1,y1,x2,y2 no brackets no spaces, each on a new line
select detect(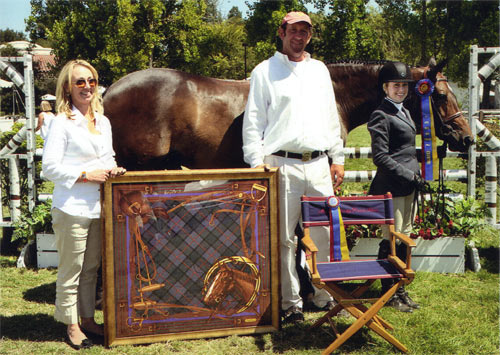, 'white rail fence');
0,55,37,227
468,46,500,227
0,48,499,229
